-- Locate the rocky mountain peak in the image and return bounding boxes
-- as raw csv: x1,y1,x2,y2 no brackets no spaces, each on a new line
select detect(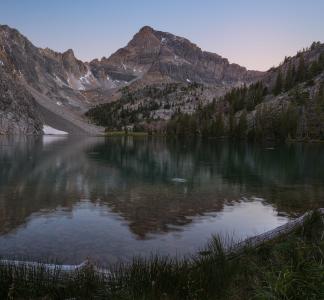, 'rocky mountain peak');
63,48,76,58
93,26,264,87
138,25,154,34
127,26,160,50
